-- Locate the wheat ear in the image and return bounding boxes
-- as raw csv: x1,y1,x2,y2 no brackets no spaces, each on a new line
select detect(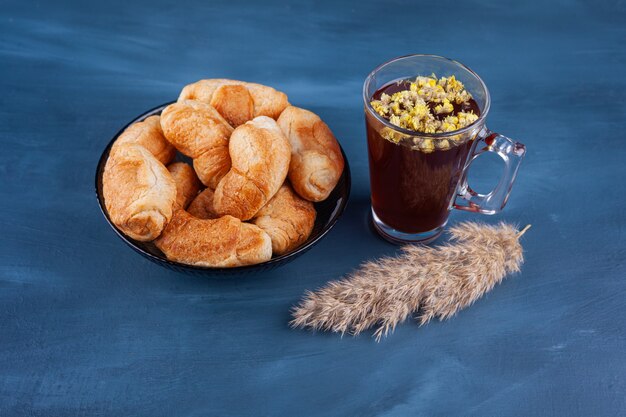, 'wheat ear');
291,222,529,341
